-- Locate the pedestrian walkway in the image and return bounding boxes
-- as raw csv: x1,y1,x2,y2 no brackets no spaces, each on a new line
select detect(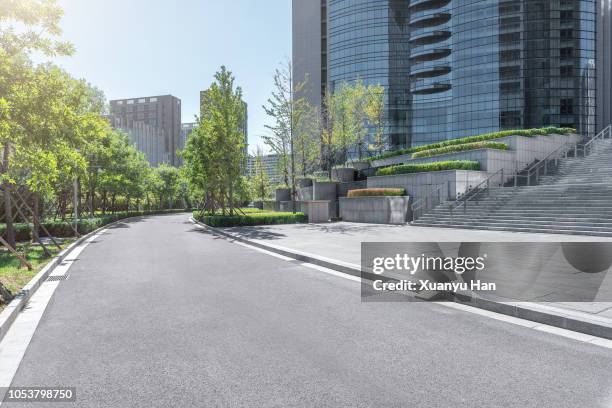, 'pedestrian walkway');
222,222,612,324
